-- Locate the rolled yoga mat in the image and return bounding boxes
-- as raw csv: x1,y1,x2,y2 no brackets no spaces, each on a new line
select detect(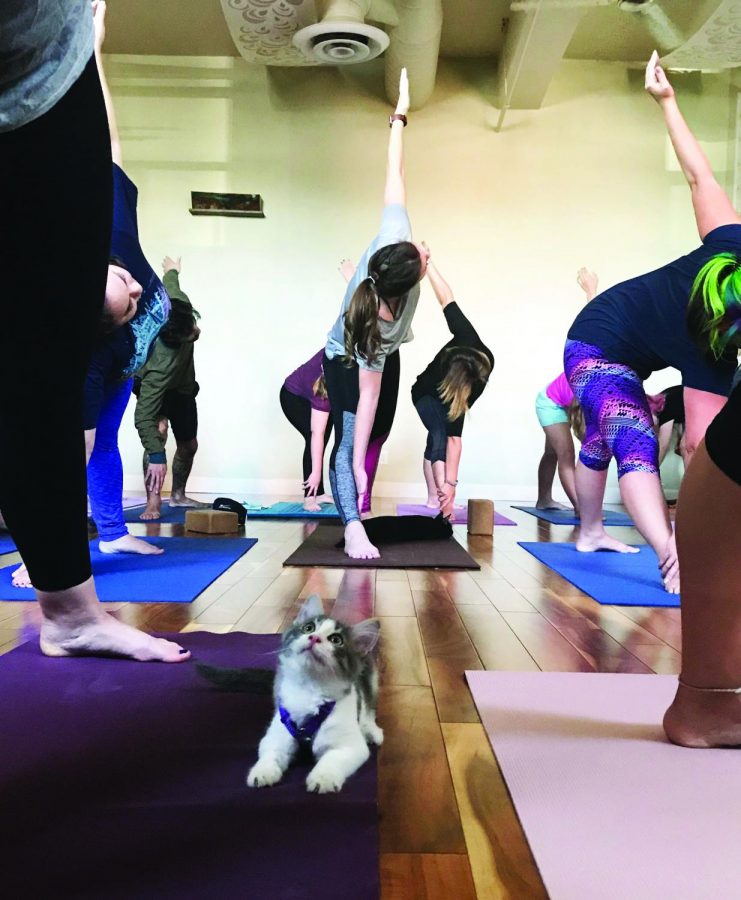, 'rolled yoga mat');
243,501,340,520
0,537,257,603
518,541,679,607
0,632,379,900
512,506,633,526
466,671,741,900
284,522,480,570
396,504,516,526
